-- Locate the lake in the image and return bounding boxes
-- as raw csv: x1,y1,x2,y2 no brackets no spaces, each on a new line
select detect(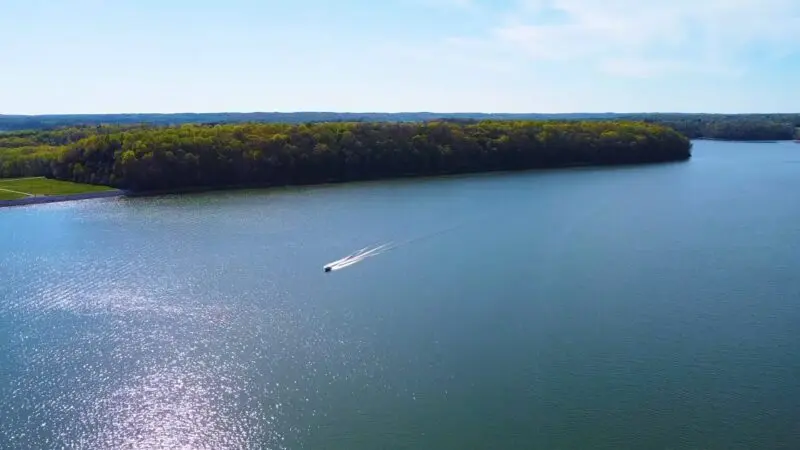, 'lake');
1,140,799,449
